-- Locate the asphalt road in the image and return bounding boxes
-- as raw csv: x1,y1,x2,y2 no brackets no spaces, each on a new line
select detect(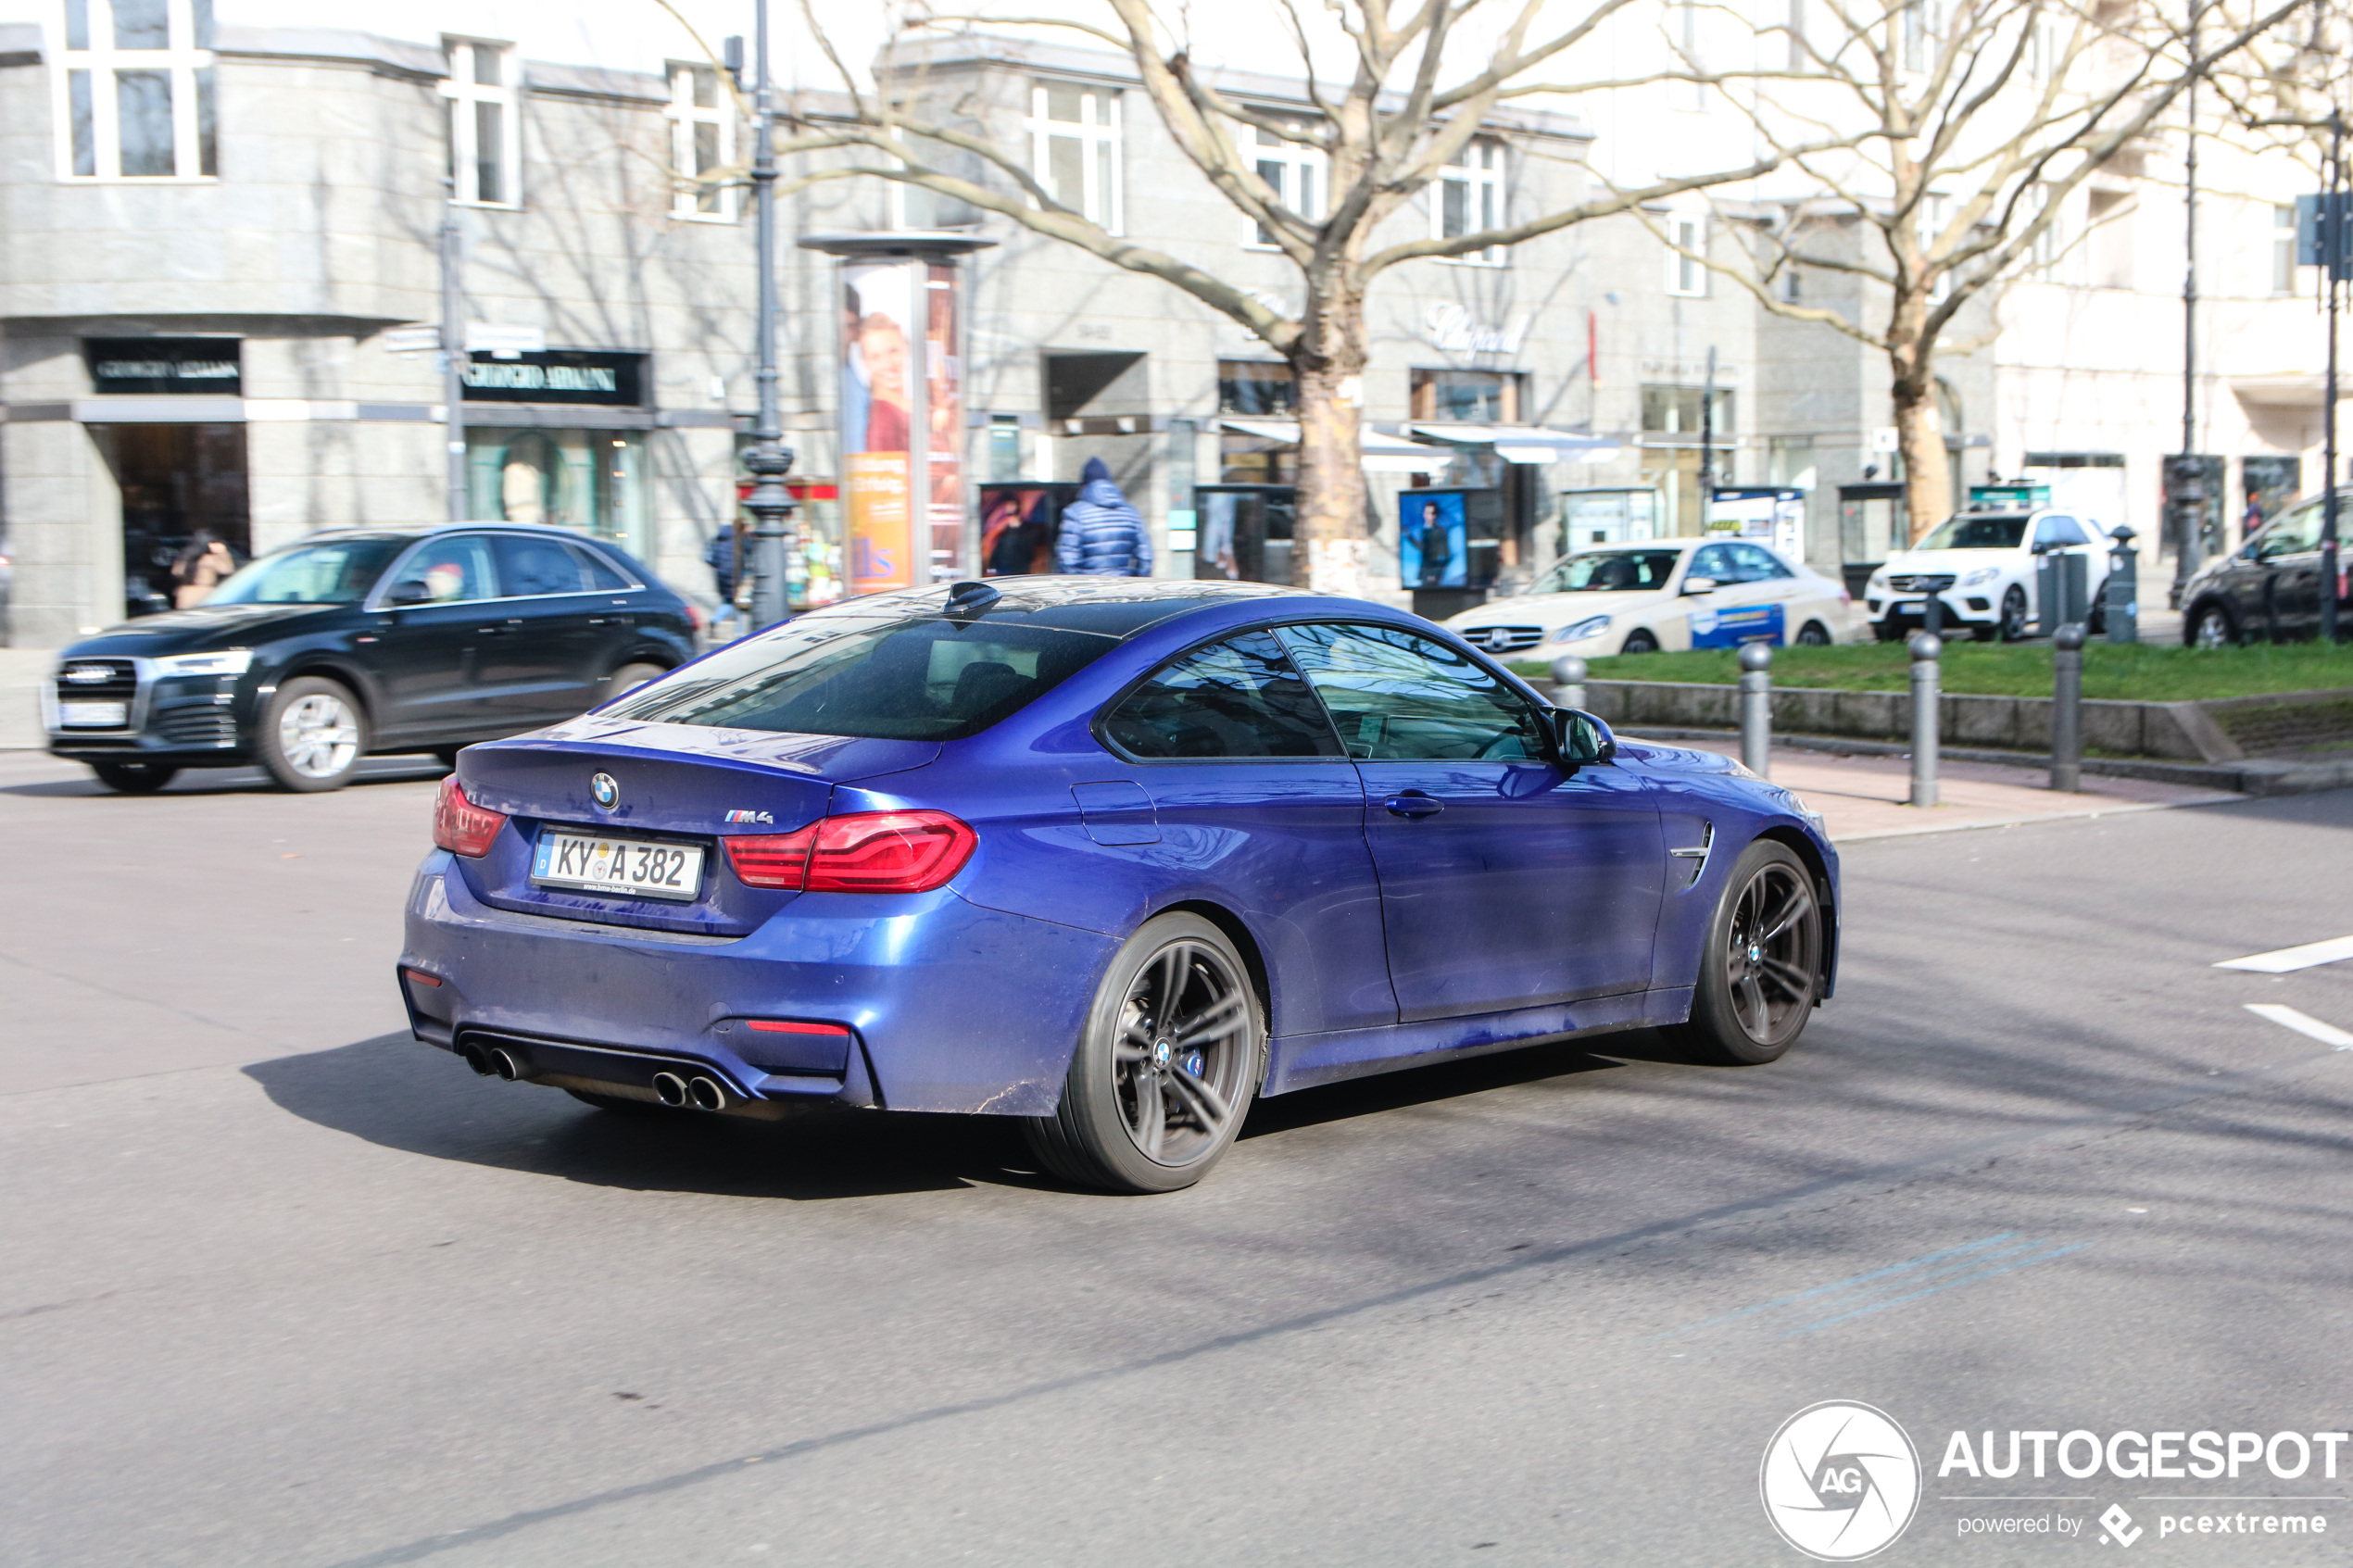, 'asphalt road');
3,749,2349,1567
